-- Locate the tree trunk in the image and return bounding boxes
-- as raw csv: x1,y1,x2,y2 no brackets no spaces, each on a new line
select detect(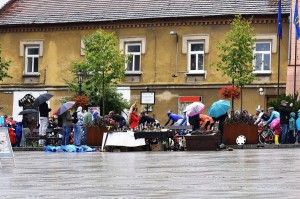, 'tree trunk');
240,86,243,112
